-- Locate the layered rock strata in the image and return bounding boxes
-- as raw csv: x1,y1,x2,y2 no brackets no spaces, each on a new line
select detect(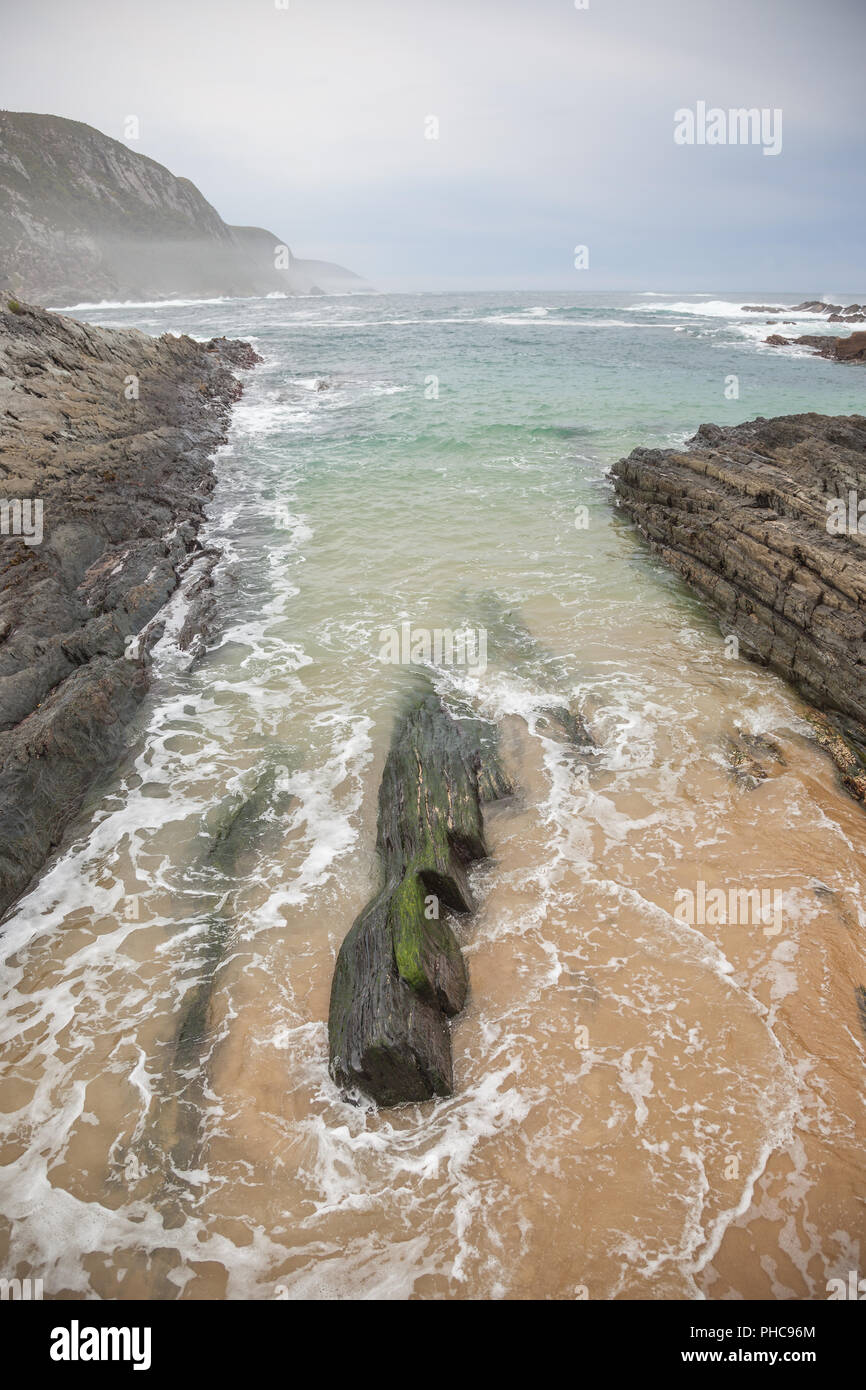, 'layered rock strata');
611,413,866,796
0,299,259,917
